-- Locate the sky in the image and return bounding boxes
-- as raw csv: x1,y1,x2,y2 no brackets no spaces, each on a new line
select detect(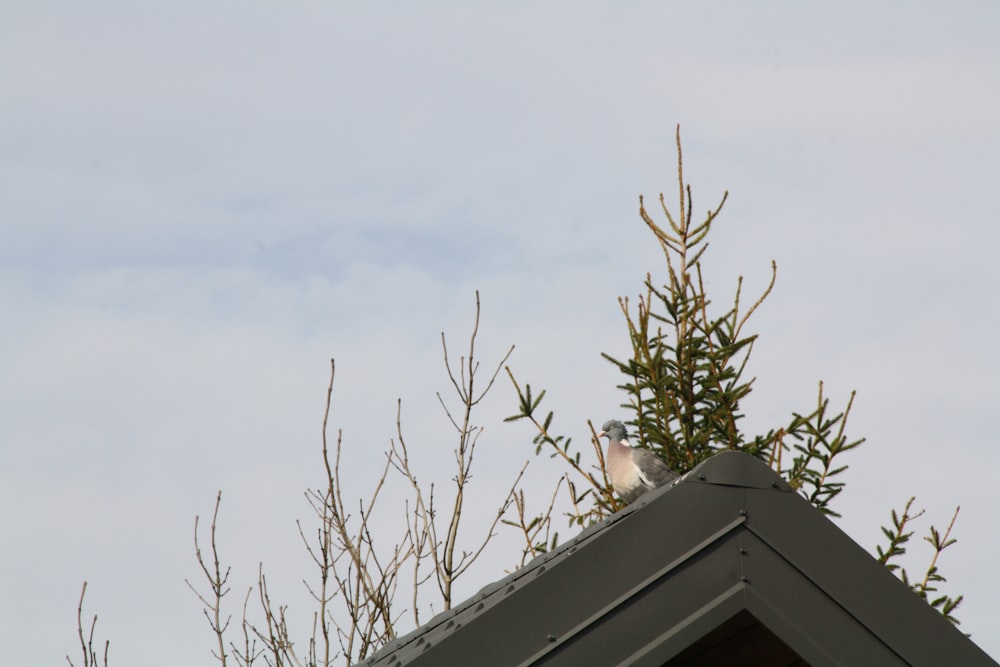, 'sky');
2,2,999,664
